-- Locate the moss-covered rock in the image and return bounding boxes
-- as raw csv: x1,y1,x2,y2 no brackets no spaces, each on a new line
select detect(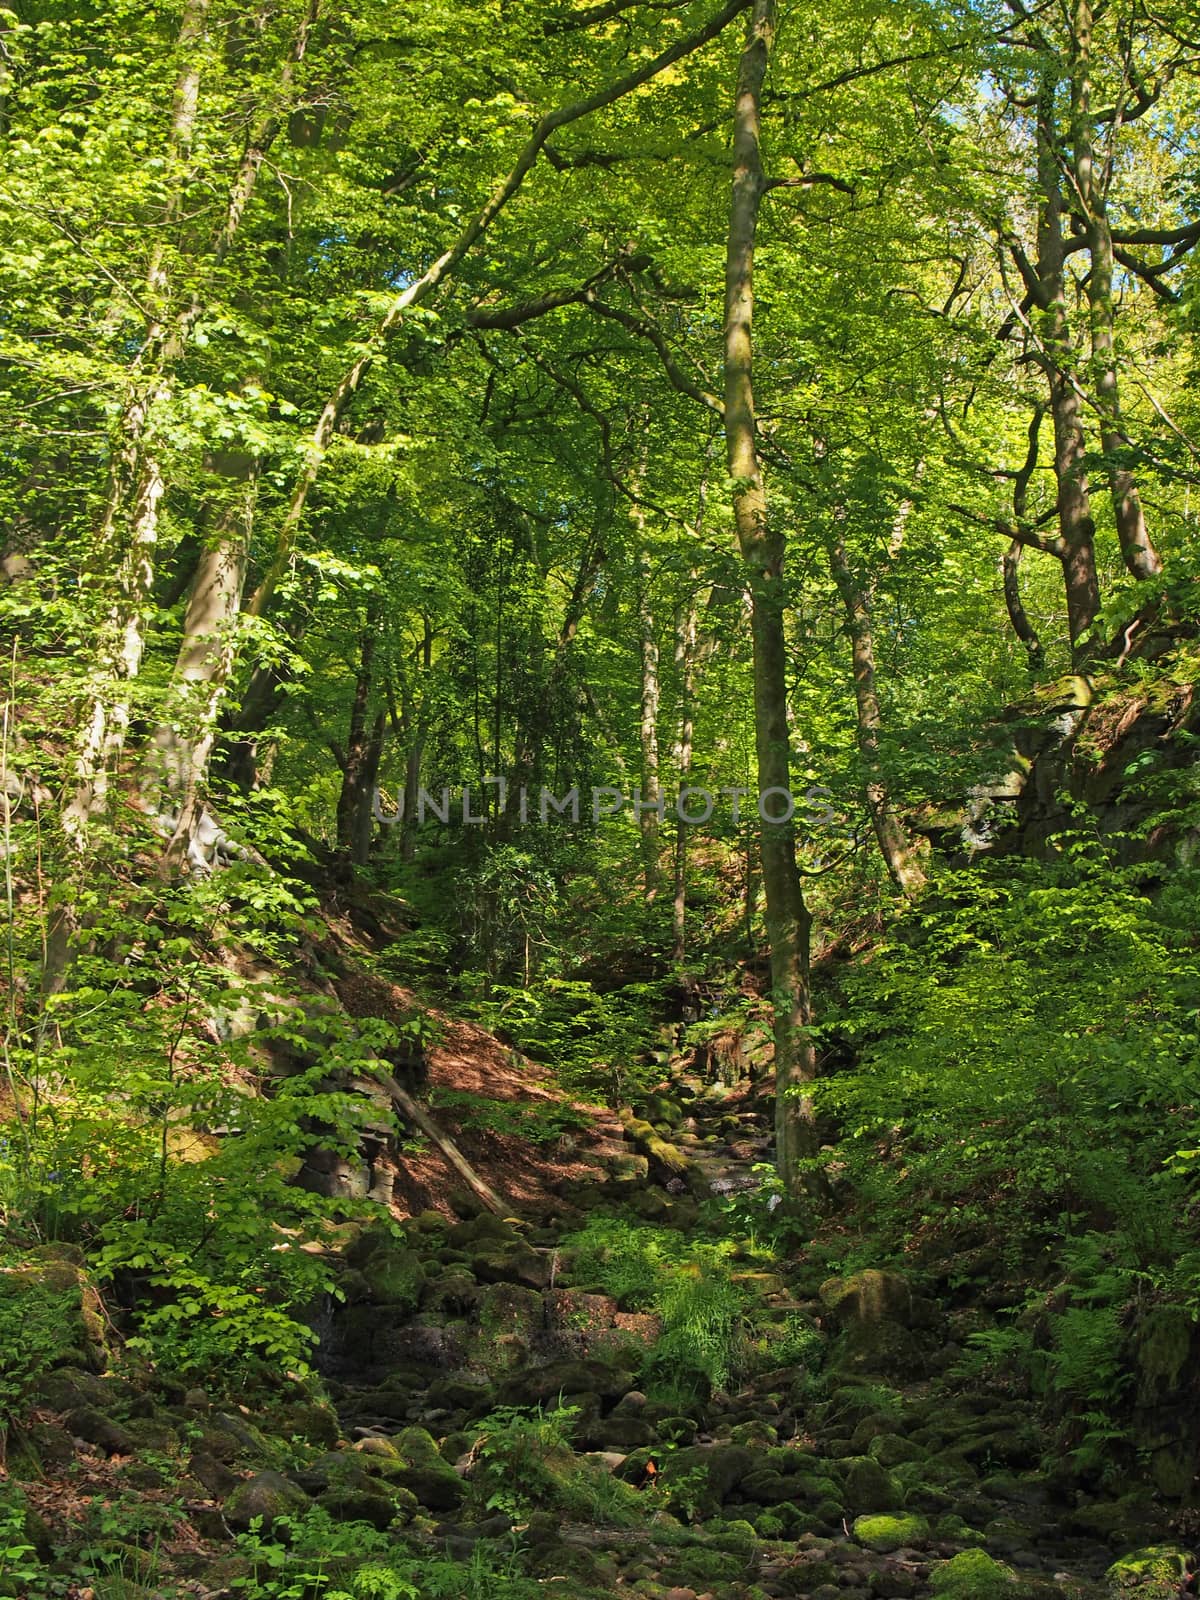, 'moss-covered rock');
738,1467,794,1505
662,1444,755,1507
470,1240,551,1289
0,1248,110,1374
841,1454,904,1512
929,1550,1025,1597
360,1248,426,1308
317,1485,415,1529
390,1425,466,1511
223,1470,312,1532
1105,1547,1193,1596
851,1513,929,1553
66,1406,134,1456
